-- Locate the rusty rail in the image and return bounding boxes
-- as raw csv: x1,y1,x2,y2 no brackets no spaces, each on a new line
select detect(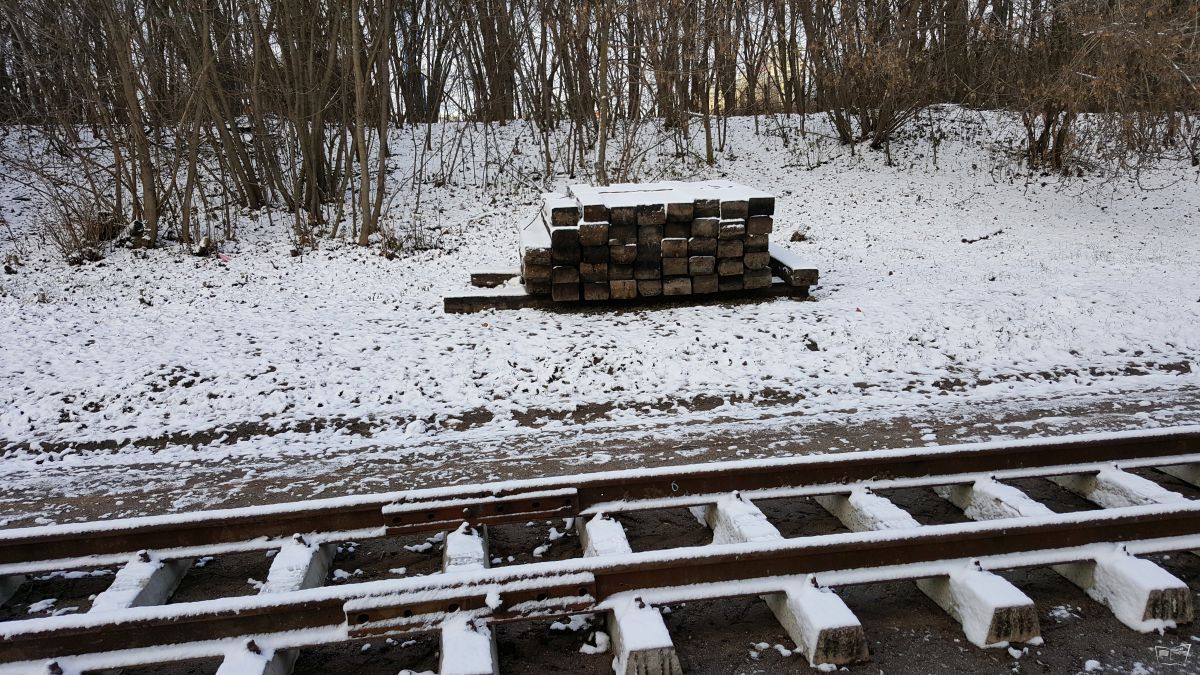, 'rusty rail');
2,502,1200,670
